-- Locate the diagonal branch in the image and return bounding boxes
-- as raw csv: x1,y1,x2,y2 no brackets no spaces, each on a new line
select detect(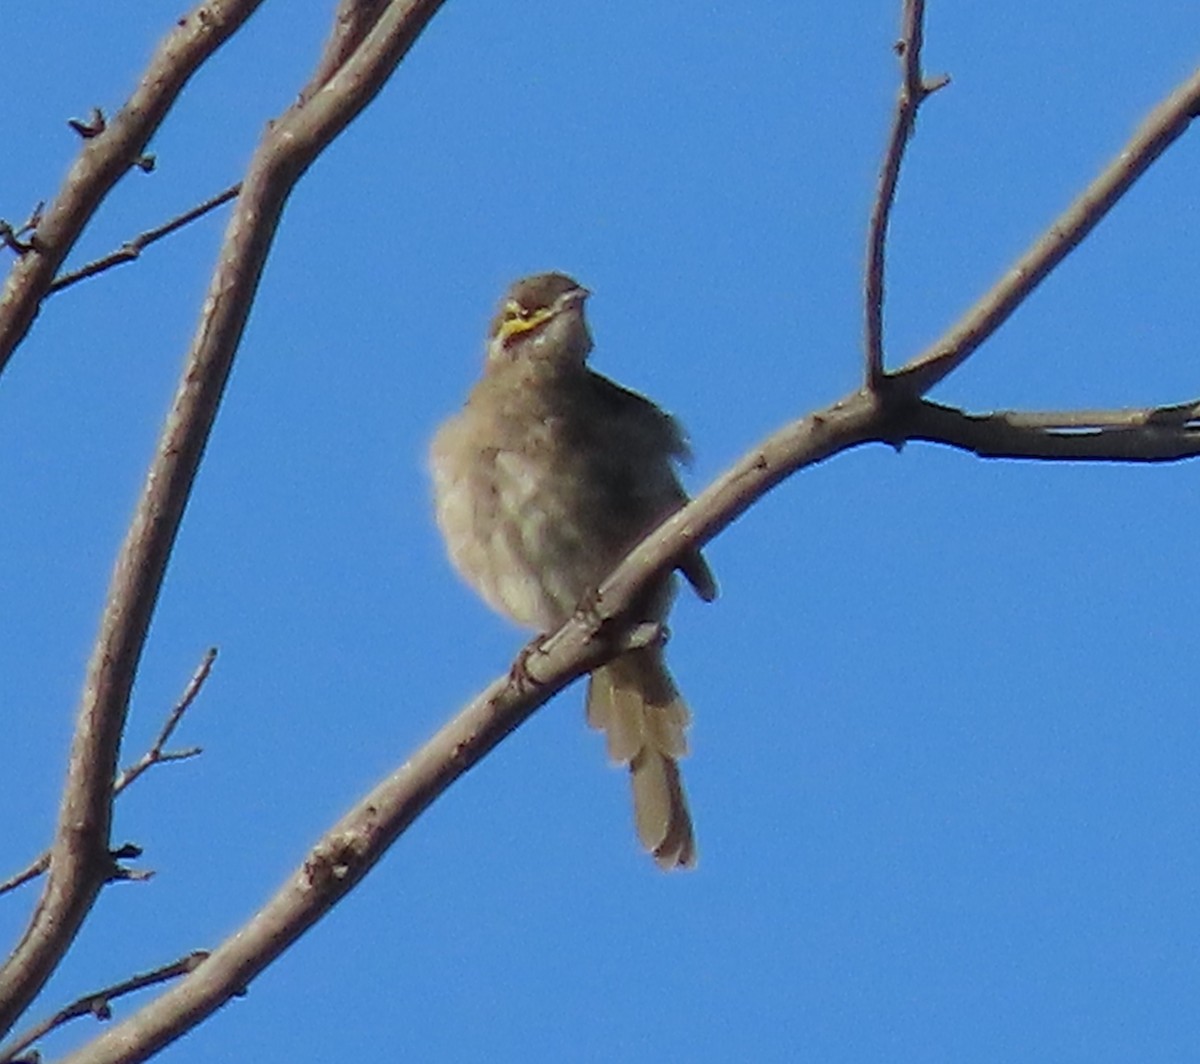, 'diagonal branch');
864,0,948,387
303,0,391,104
0,0,448,1040
0,951,209,1064
0,0,267,377
54,390,885,1064
892,65,1200,397
51,41,1200,1062
47,185,240,295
